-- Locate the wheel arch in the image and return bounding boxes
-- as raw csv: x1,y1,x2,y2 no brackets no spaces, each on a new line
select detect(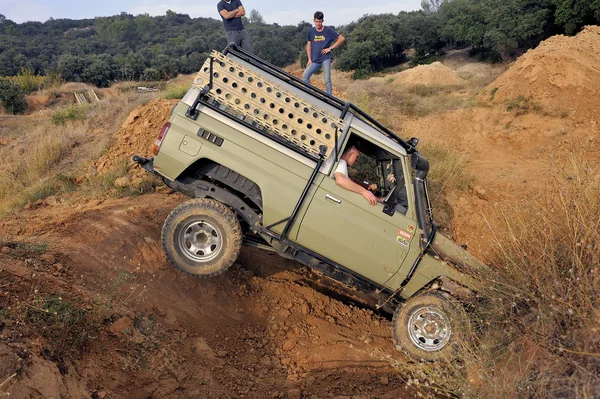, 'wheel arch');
177,158,263,211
